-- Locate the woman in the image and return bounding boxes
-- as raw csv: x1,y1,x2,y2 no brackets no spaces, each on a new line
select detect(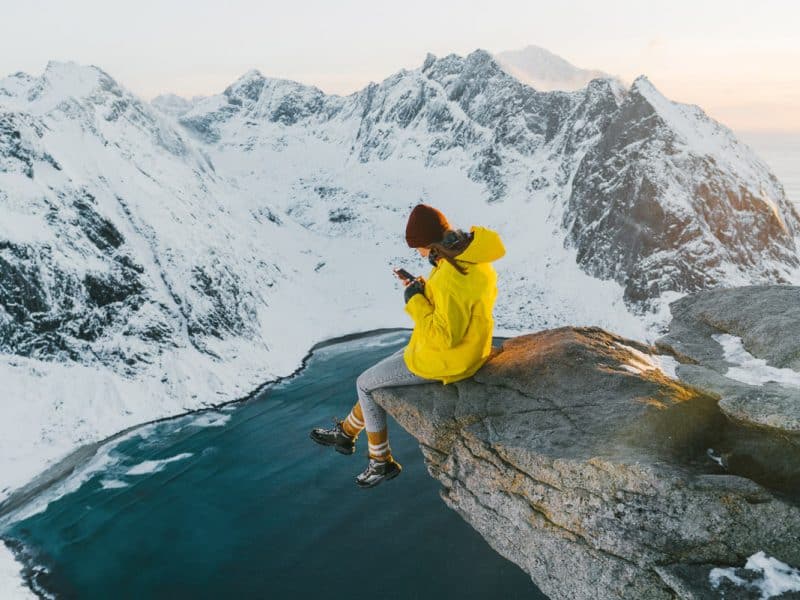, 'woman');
310,203,506,488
